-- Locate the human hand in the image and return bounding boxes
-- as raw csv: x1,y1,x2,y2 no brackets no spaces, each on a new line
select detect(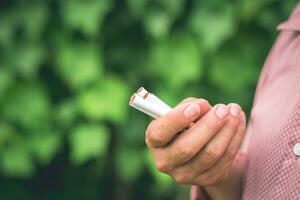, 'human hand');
145,98,246,186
